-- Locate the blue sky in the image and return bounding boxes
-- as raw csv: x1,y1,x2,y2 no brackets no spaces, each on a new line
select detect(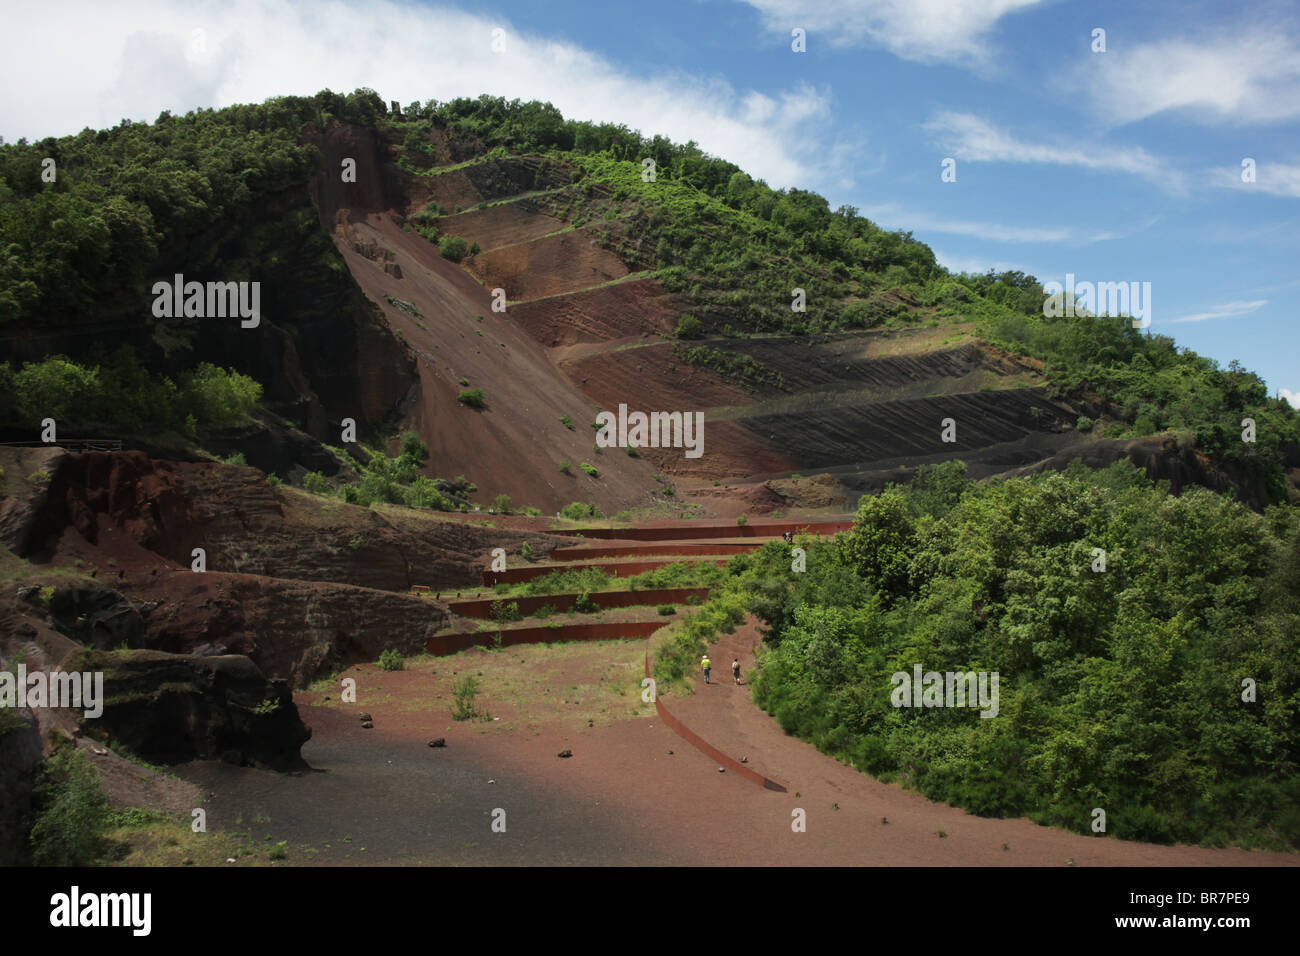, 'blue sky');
3,0,1297,401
